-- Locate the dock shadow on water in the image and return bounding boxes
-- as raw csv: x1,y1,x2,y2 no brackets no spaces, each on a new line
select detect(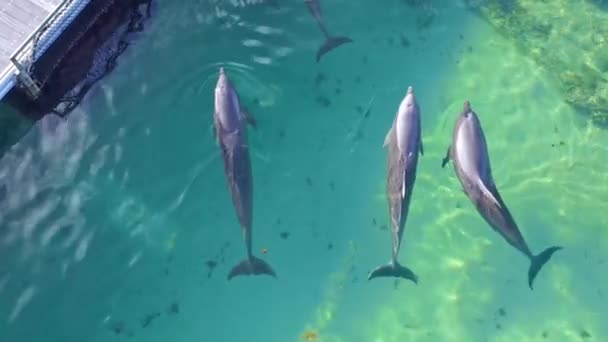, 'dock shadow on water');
0,0,608,341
